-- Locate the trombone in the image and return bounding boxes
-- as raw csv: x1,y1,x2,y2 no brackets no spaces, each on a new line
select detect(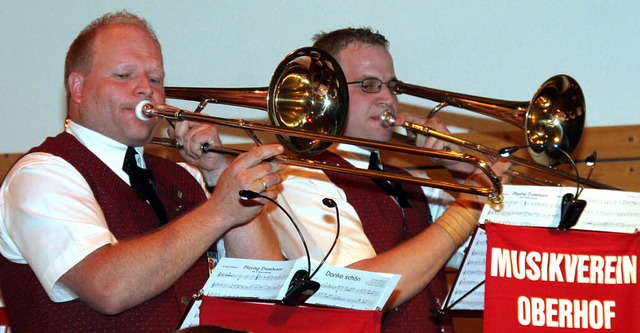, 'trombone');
138,101,503,203
145,47,504,203
386,76,618,190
